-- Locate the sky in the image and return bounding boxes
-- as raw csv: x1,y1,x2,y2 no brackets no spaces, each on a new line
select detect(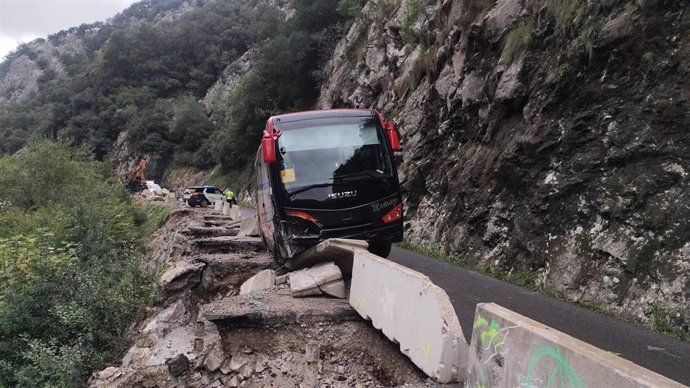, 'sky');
0,0,137,60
